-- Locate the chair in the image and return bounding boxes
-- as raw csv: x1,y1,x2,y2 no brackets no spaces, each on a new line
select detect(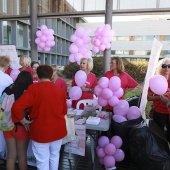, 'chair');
76,99,102,111
76,99,101,163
